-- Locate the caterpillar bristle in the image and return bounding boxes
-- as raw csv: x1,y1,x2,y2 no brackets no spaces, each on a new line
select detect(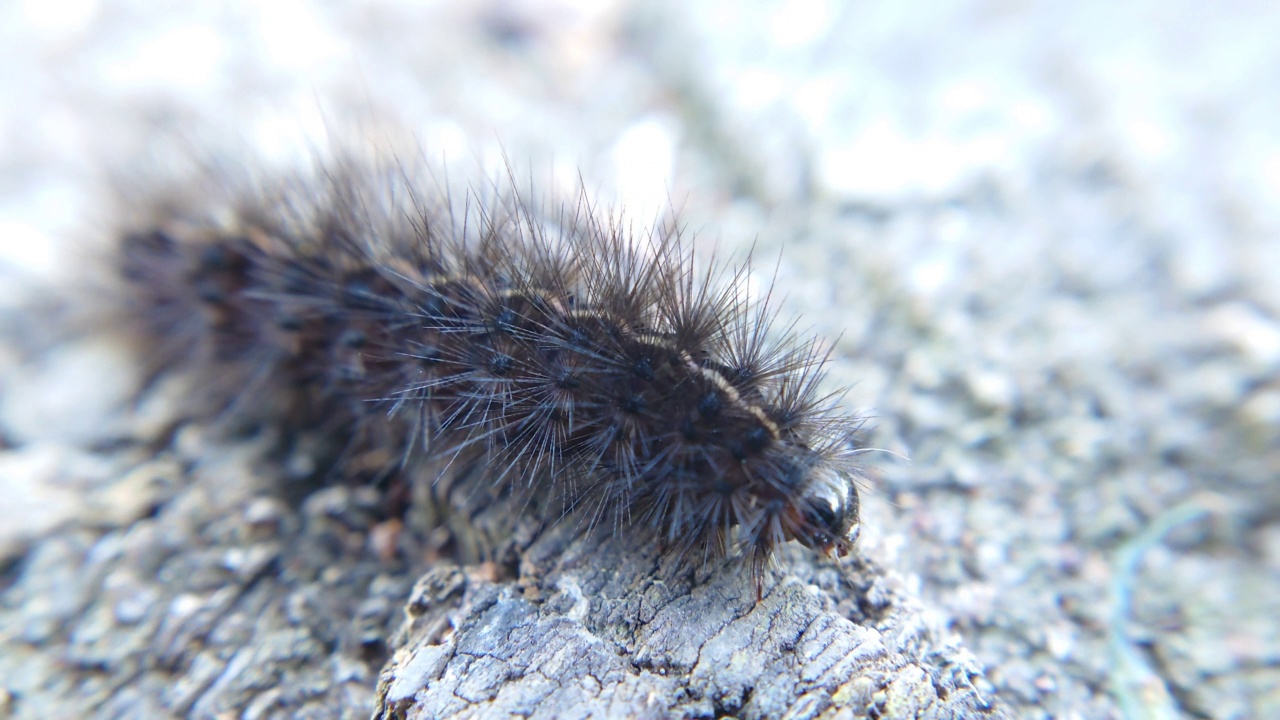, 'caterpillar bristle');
112,153,867,594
